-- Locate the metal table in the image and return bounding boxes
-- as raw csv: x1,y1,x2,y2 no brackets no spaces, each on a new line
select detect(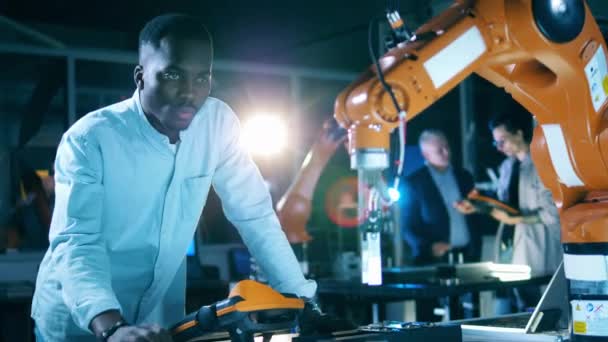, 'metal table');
317,262,552,322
